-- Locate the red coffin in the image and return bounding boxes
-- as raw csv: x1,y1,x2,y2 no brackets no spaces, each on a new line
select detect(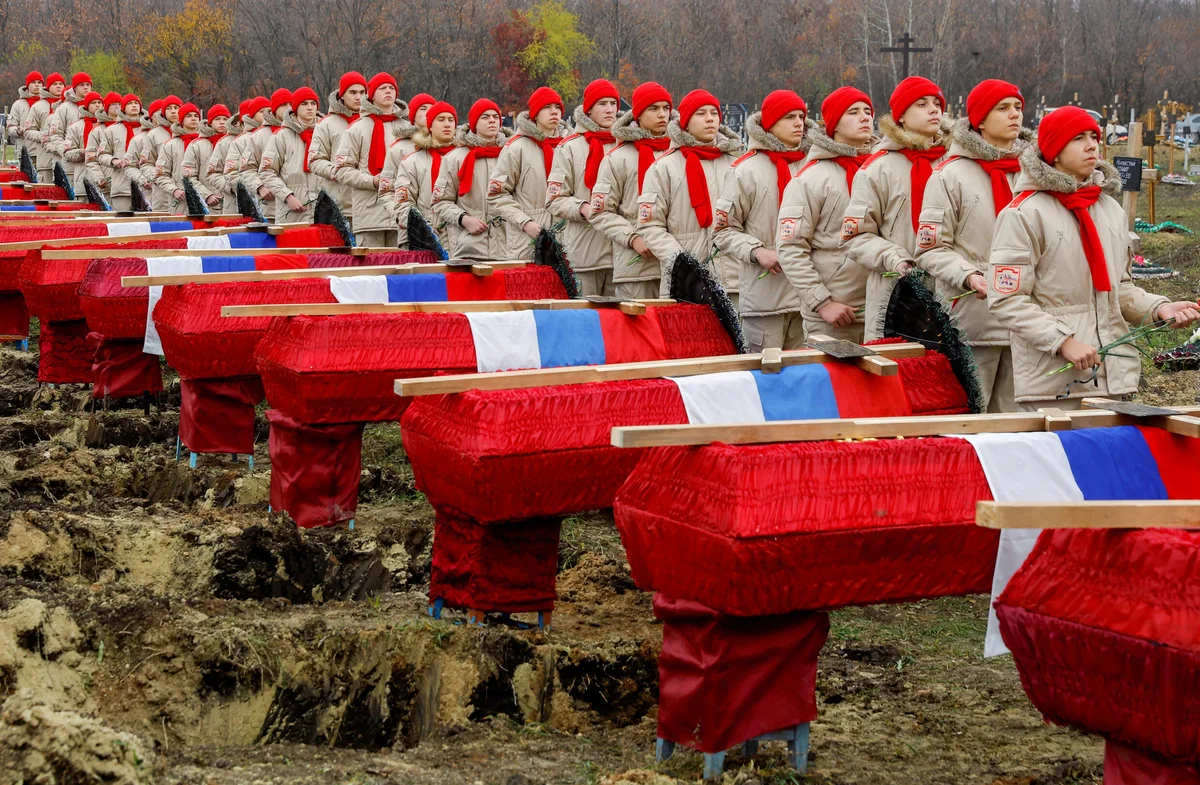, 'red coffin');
254,266,569,424
401,349,967,525
996,528,1200,771
613,434,999,616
